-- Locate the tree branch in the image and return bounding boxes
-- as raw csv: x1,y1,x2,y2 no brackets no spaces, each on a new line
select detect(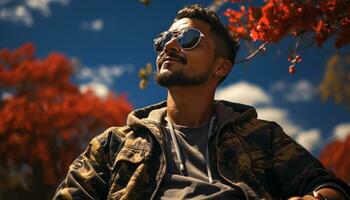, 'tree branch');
235,42,269,64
